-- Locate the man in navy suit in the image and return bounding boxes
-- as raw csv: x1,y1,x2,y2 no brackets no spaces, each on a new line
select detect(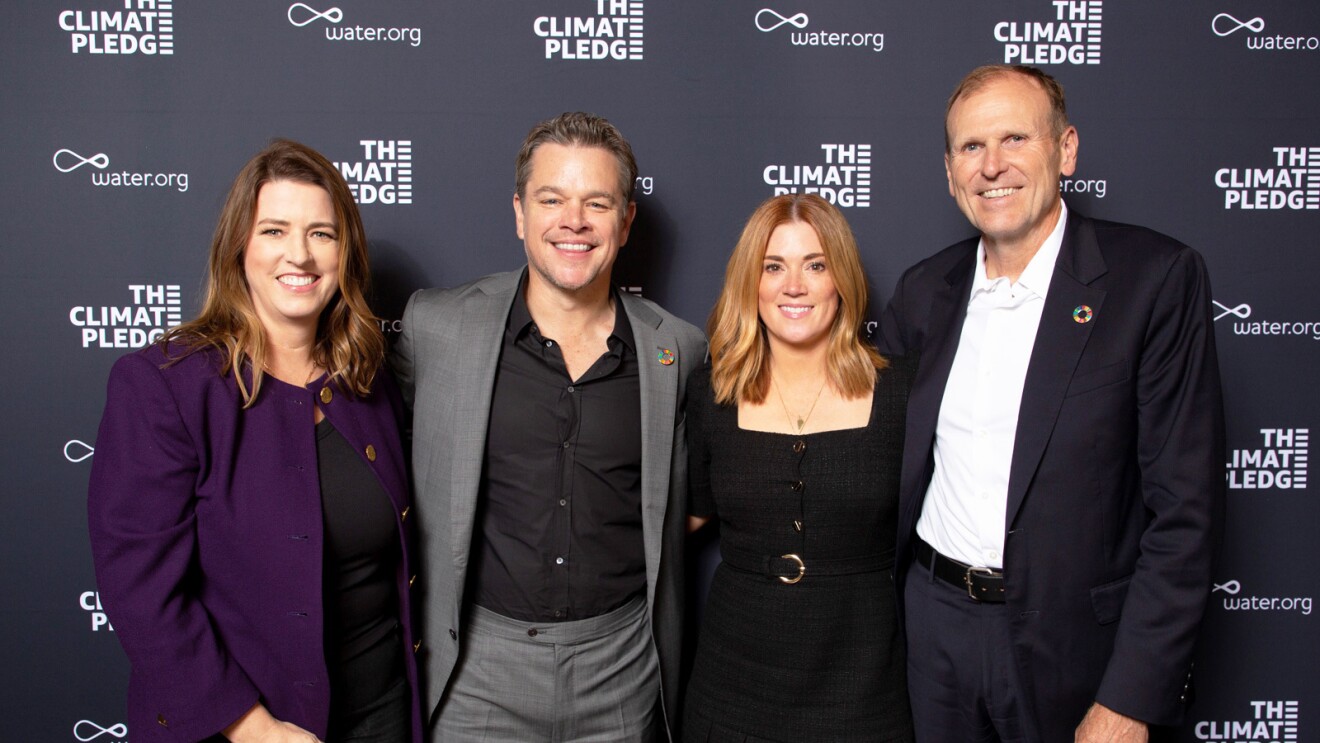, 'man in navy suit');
878,65,1224,742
